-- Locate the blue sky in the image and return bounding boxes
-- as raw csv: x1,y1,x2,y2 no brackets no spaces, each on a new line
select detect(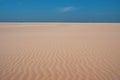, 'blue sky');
0,0,120,22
